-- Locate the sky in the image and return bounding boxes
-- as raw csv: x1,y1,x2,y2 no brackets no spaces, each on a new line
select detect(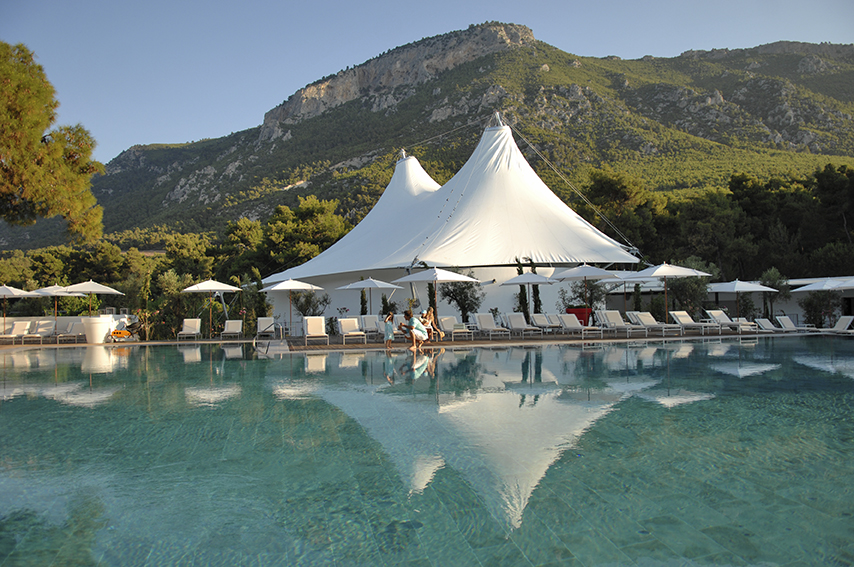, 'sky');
3,0,852,163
